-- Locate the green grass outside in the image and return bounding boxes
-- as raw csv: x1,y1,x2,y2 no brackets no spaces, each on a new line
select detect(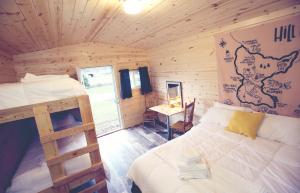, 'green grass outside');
86,84,120,129
86,85,115,95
